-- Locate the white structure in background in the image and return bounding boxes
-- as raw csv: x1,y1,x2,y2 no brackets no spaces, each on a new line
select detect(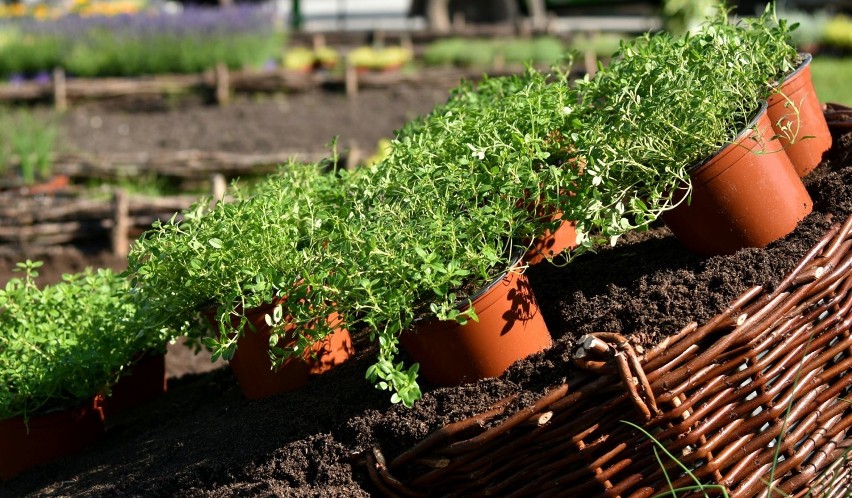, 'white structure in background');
276,0,424,32
273,0,661,34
